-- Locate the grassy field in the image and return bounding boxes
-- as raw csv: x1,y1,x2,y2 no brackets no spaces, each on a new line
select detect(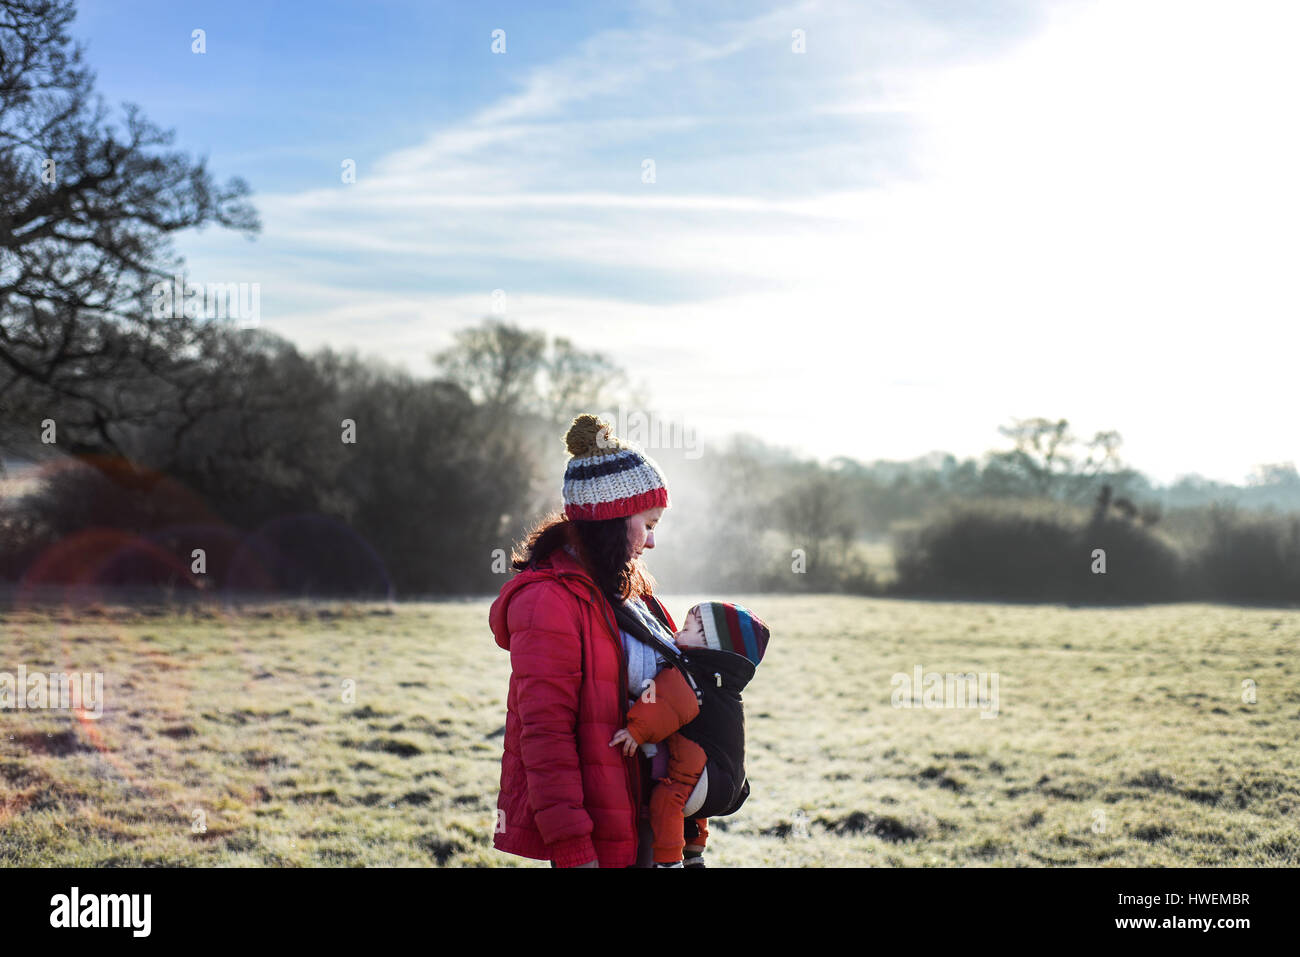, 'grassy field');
1,594,1297,866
